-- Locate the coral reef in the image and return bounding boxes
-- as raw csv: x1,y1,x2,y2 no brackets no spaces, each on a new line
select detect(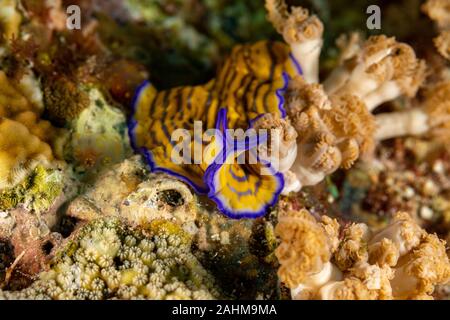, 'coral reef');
127,1,432,218
275,205,450,300
0,218,221,299
0,0,449,301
